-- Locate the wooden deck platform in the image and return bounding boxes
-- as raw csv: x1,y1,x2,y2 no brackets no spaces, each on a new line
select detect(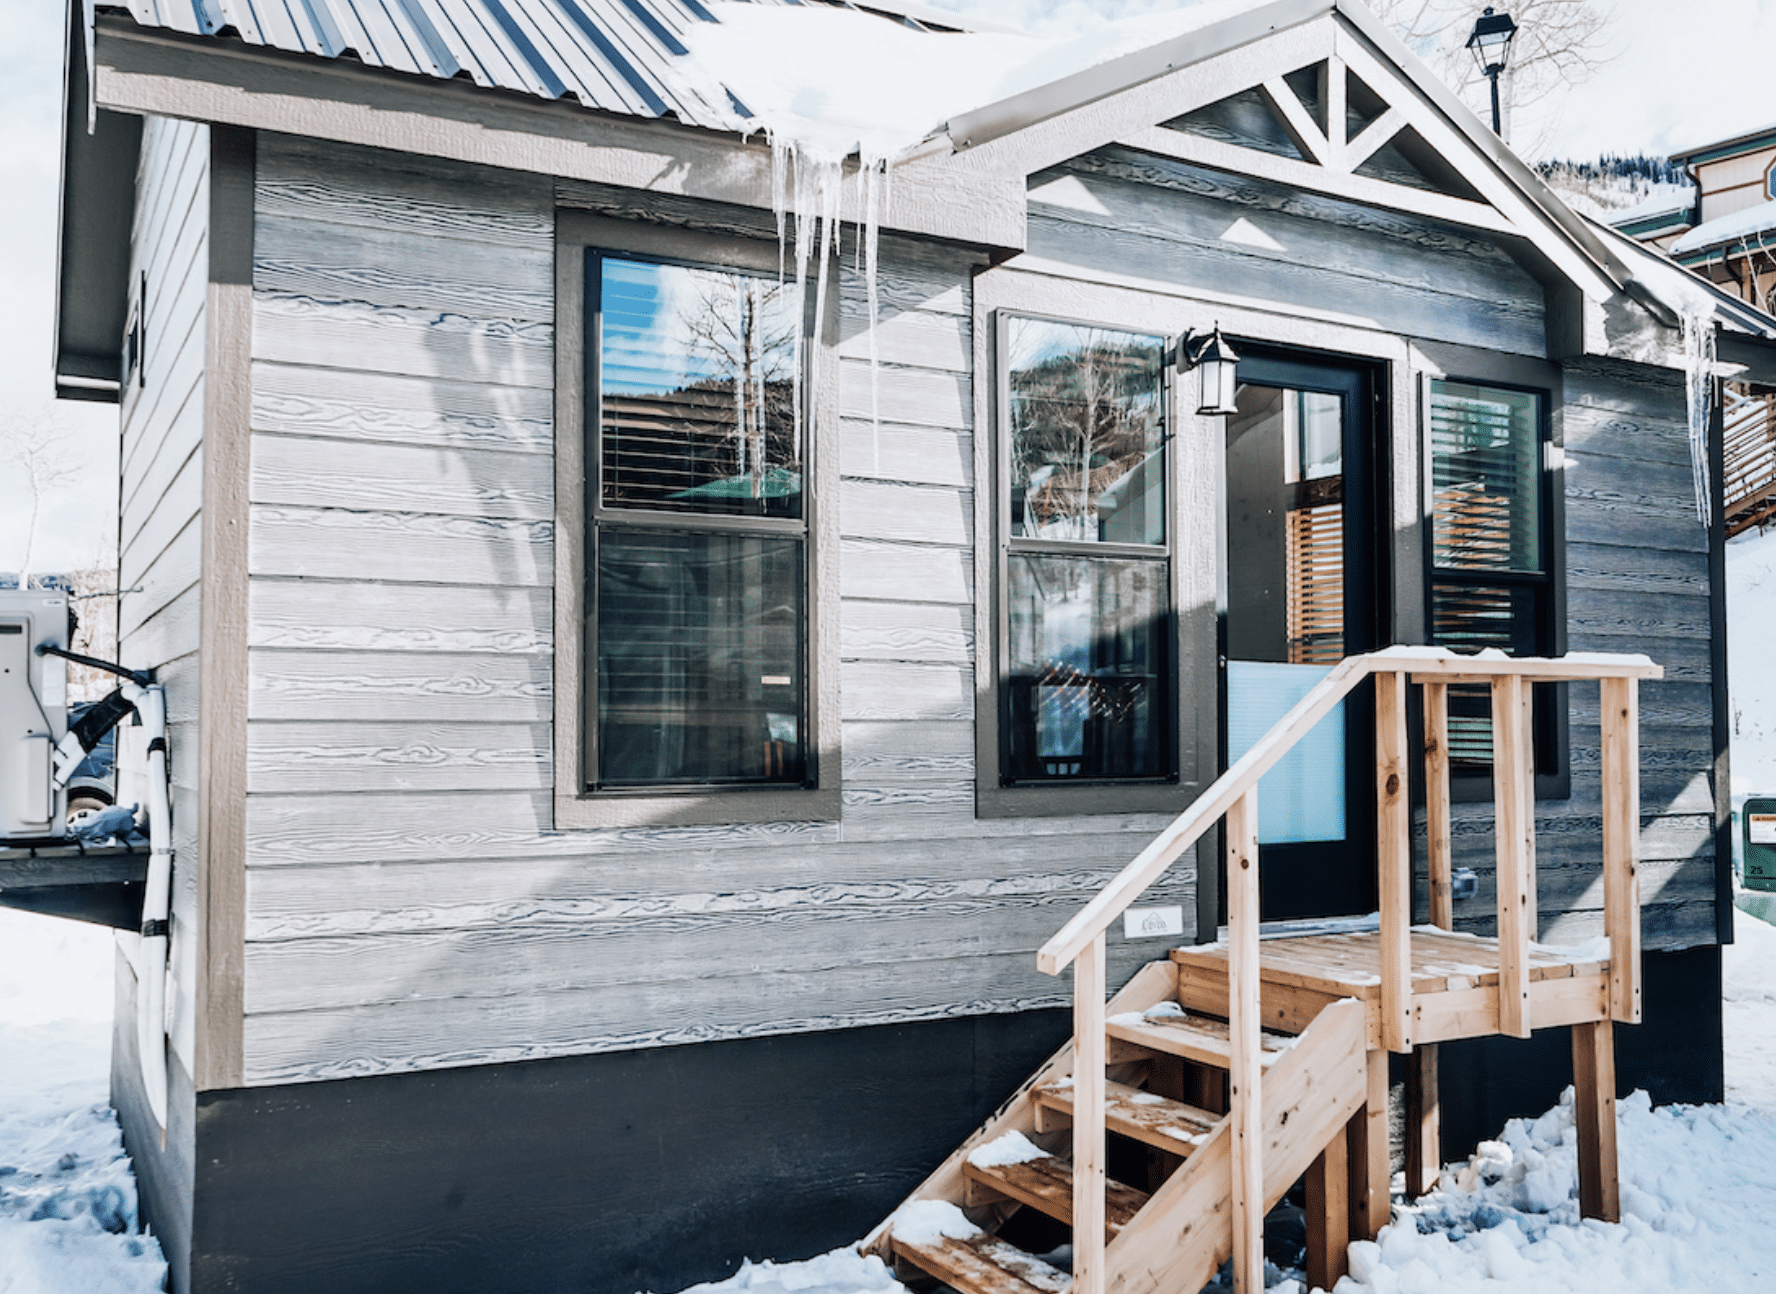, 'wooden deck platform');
1170,928,1612,1049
